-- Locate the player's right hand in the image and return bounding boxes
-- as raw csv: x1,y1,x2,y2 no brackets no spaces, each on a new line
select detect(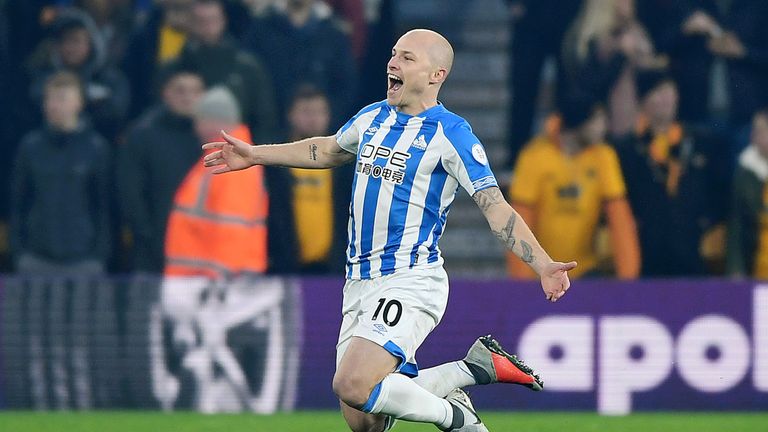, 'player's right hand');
202,130,255,174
